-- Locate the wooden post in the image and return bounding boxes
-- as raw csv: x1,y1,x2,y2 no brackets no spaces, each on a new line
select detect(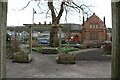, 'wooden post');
111,1,120,78
59,26,62,49
0,1,7,79
29,26,32,53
